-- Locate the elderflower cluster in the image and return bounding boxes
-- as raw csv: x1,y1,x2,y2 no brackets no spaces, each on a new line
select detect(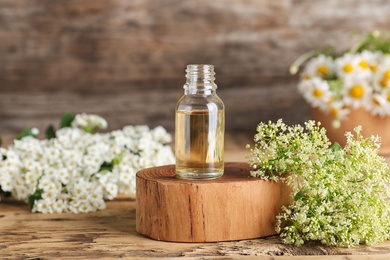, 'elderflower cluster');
247,119,390,247
0,114,175,213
